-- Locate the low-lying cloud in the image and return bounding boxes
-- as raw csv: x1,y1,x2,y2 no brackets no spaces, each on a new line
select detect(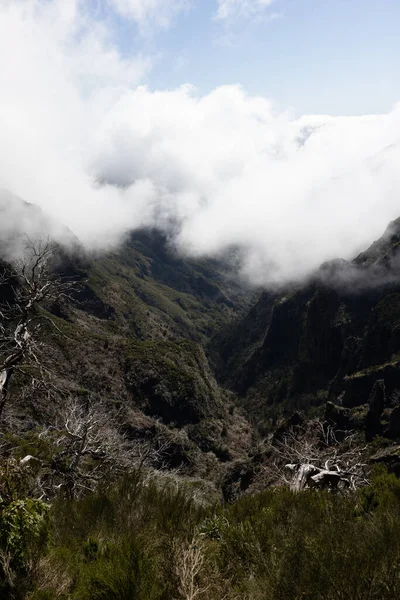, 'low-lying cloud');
1,0,400,286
